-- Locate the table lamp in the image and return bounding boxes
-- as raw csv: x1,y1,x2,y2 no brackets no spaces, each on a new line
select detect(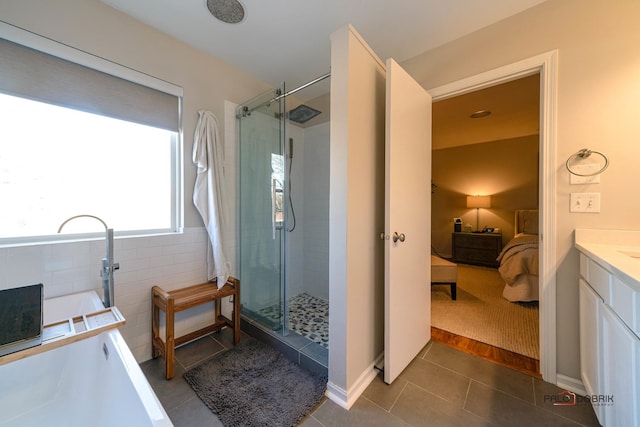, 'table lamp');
466,195,491,232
